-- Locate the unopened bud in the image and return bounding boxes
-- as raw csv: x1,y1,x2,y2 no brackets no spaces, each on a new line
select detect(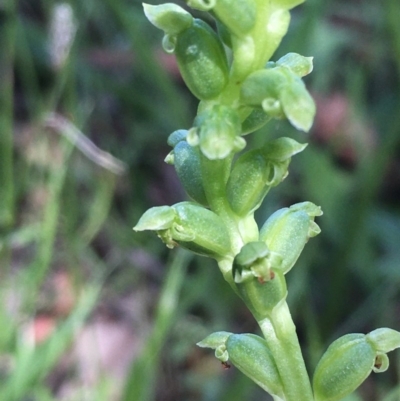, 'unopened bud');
240,66,315,132
226,334,284,398
226,138,306,216
259,202,322,274
195,105,244,159
167,130,208,205
134,202,231,259
197,331,284,399
175,19,229,100
313,334,376,401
